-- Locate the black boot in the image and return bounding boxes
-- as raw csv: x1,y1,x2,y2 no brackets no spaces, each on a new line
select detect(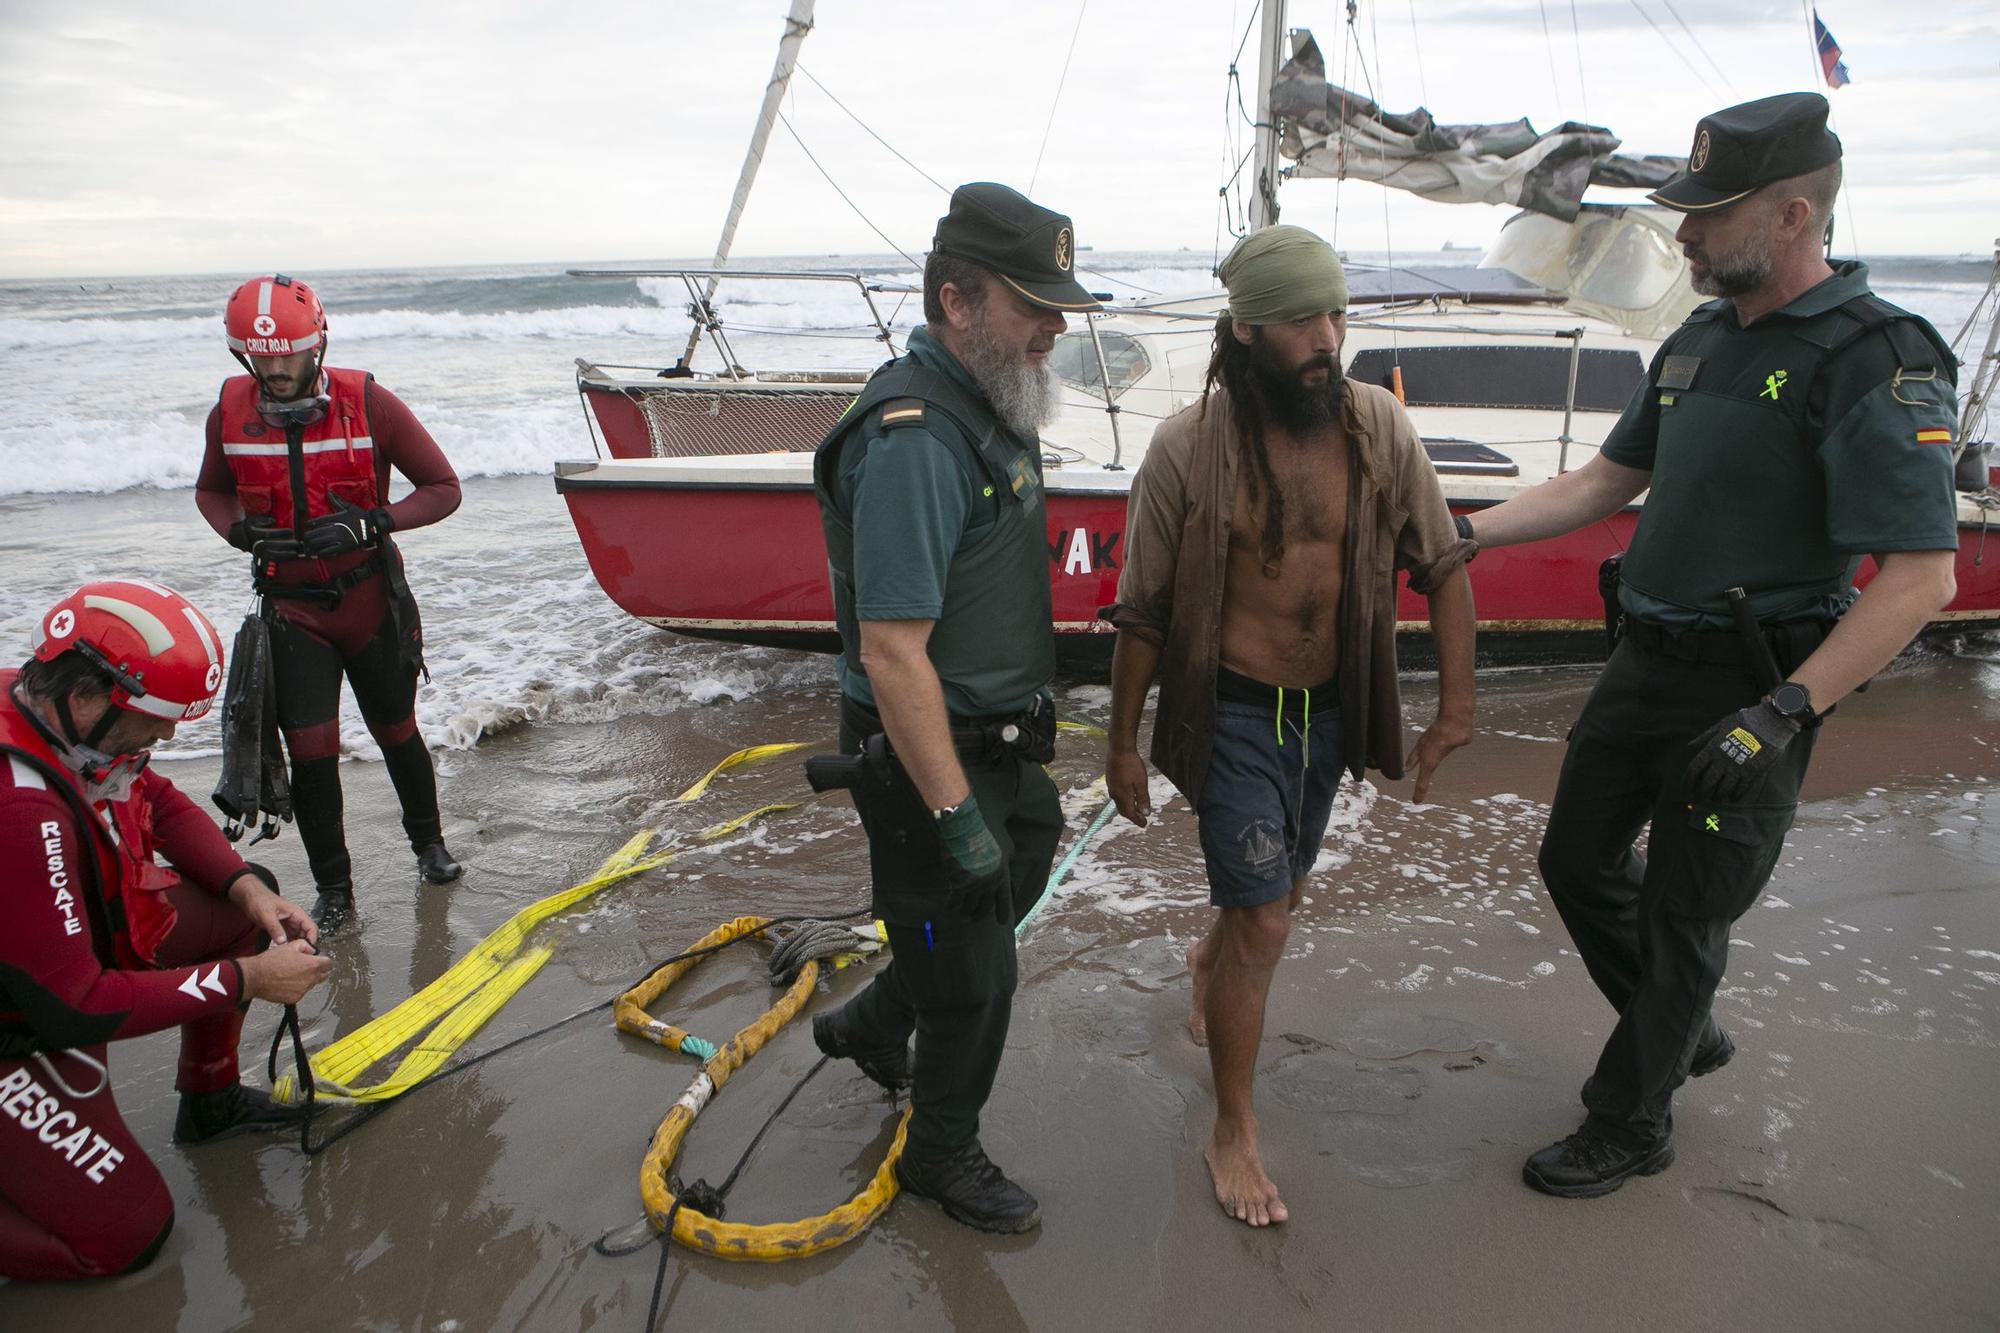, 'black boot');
812,1010,910,1093
174,1082,307,1145
895,1143,1040,1233
1583,1028,1736,1103
1522,1126,1674,1199
310,882,356,931
1690,1028,1736,1078
415,842,463,885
